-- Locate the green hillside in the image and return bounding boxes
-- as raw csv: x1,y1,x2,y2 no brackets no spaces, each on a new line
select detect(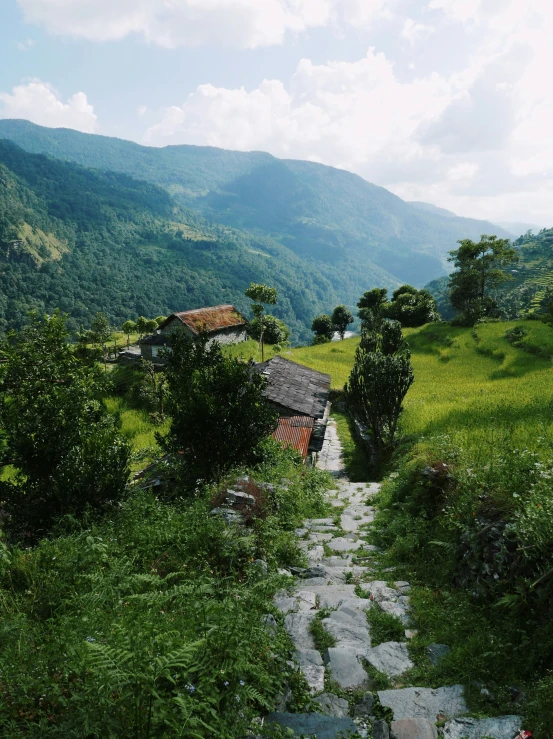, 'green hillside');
426,227,553,320
0,119,513,292
0,139,342,341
